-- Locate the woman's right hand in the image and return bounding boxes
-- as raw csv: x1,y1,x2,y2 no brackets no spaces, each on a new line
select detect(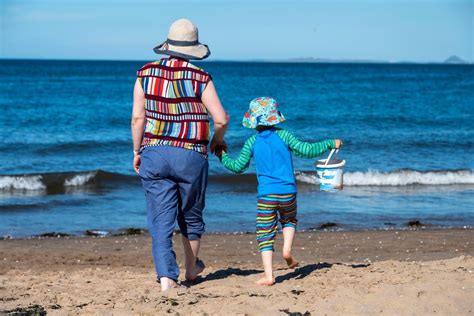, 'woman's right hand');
335,139,343,149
